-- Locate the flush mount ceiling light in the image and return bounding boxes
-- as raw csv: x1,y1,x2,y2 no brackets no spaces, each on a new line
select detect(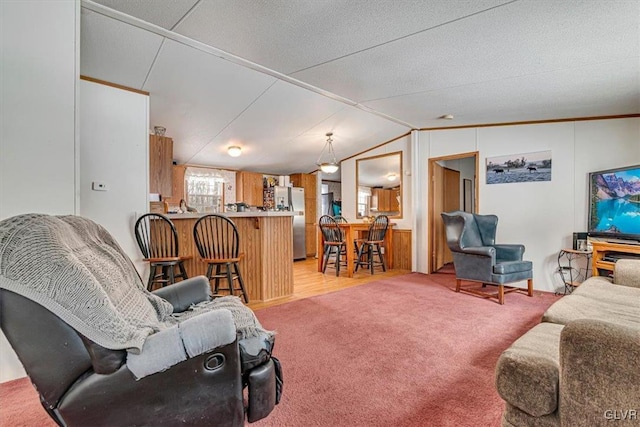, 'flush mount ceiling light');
227,146,242,157
387,173,398,181
439,114,454,120
317,132,339,174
